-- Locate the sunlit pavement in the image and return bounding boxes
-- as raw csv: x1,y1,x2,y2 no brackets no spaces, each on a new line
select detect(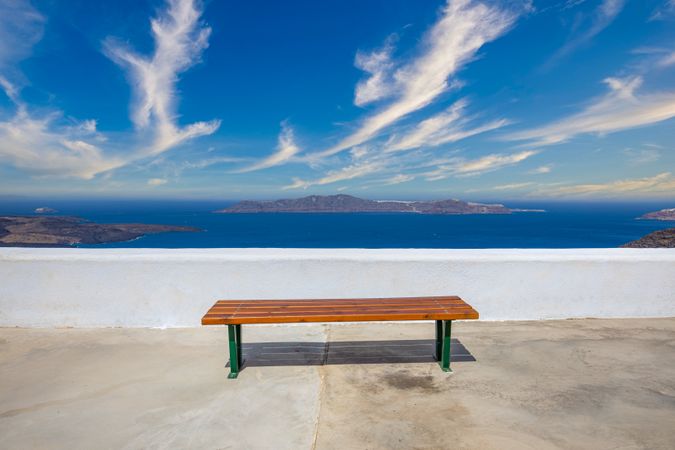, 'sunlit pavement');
1,319,674,449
